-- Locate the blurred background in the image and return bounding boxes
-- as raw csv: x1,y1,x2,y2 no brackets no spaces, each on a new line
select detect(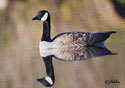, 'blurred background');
0,0,125,88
